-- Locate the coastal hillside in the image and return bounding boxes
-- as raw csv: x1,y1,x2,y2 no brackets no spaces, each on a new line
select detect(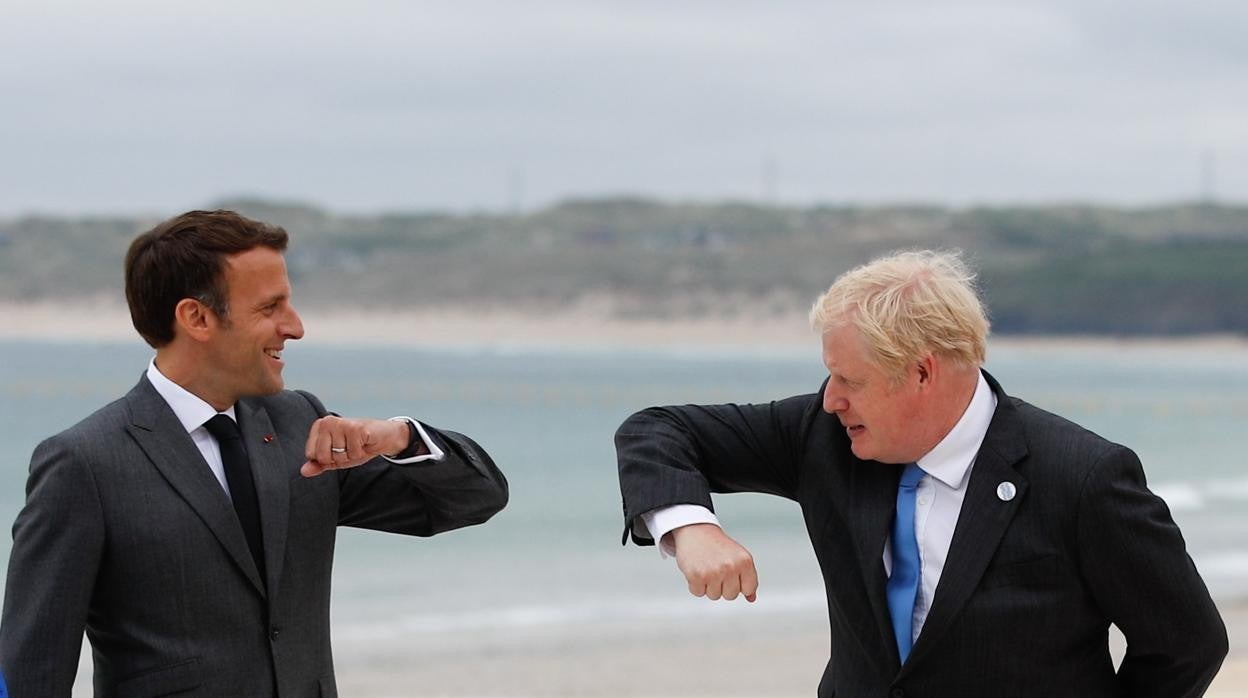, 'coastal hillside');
2,198,1246,335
